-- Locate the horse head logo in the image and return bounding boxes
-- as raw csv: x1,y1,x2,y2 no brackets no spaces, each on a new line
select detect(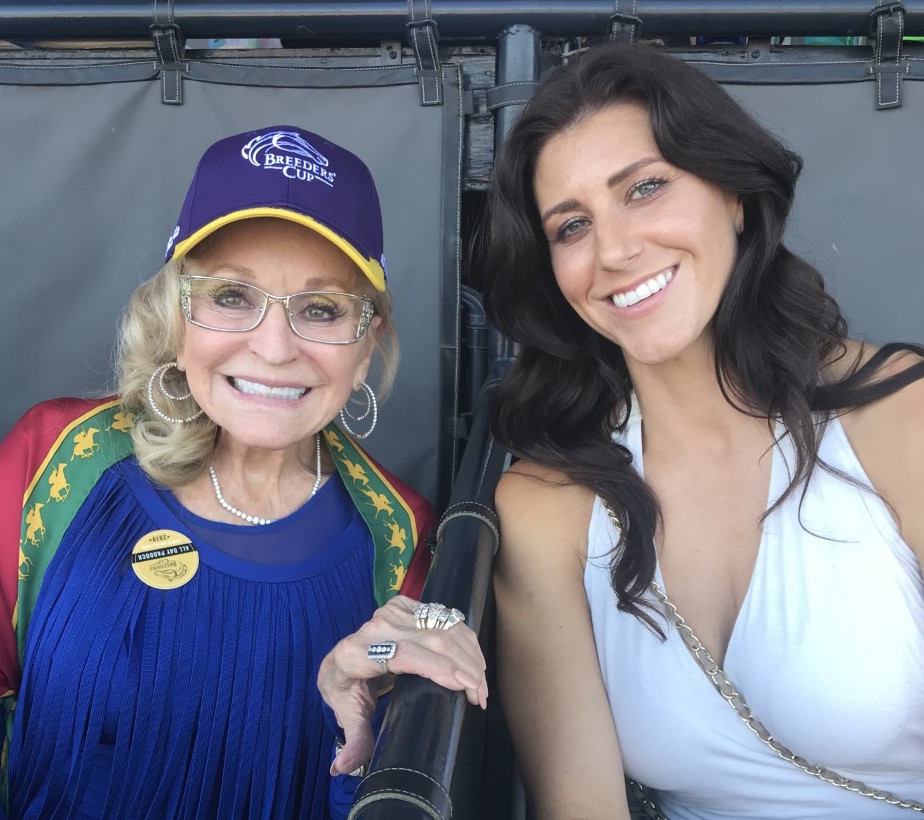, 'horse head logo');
241,130,329,169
